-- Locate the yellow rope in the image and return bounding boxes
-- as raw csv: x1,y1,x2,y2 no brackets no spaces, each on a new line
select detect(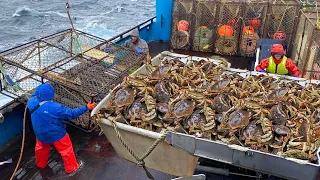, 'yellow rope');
10,106,27,180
